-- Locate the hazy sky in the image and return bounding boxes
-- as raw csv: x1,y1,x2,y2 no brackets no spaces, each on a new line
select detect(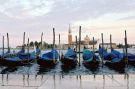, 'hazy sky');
0,0,135,47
